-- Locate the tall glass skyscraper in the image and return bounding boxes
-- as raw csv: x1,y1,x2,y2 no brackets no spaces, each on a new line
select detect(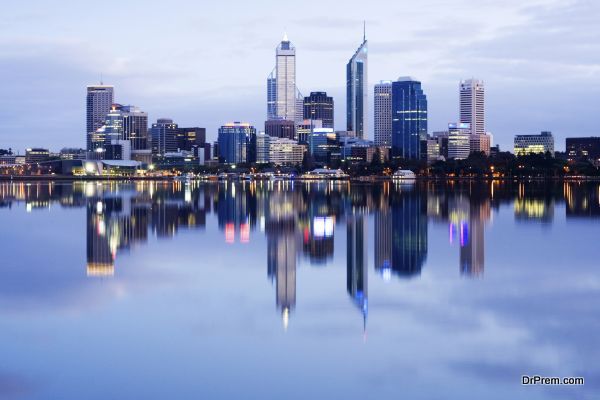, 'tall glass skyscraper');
346,28,368,139
276,34,296,121
391,77,428,160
